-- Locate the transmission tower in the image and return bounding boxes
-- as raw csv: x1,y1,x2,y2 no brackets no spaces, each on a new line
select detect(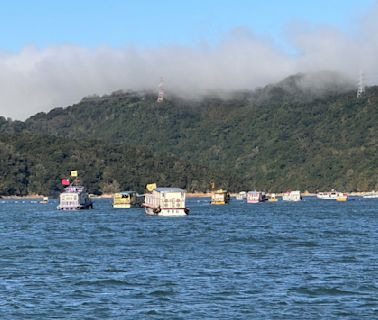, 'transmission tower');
157,77,164,103
357,70,365,98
